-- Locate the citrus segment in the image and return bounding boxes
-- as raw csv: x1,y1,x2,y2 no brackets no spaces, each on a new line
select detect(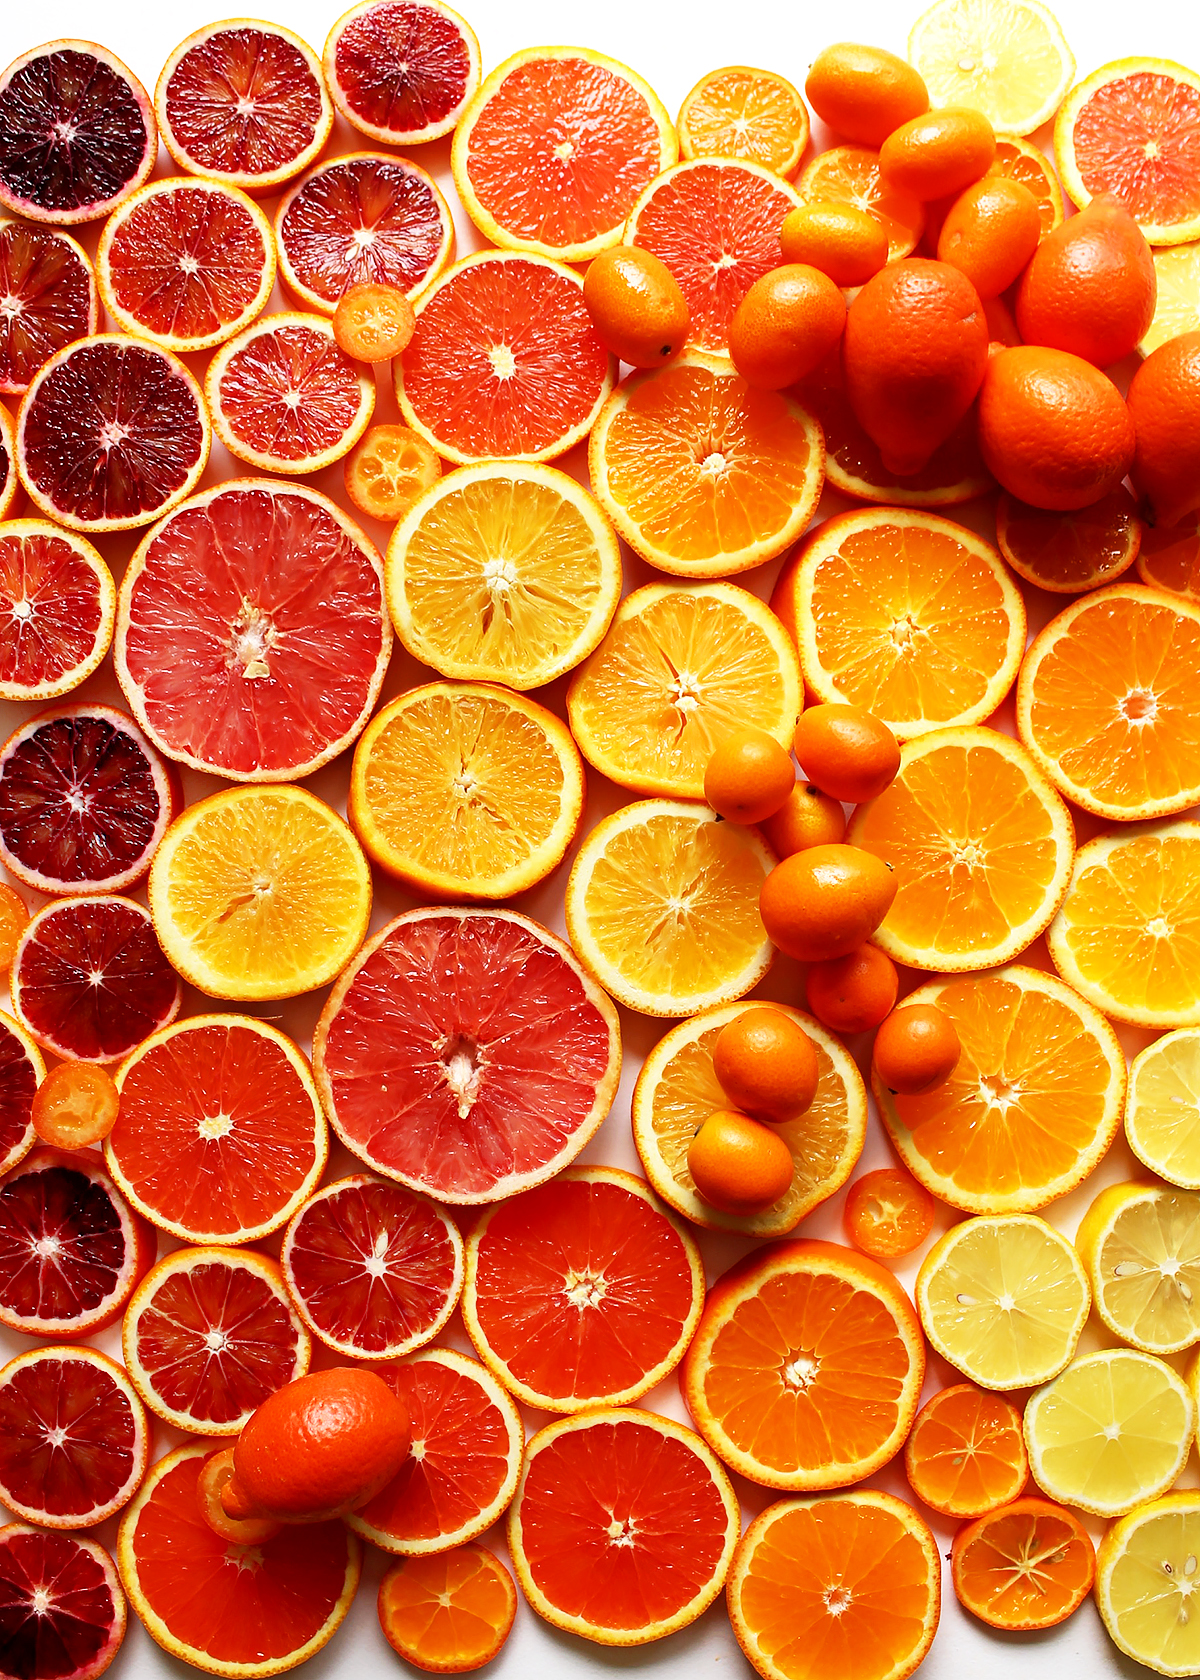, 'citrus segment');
997,487,1141,592
798,145,924,262
378,1545,515,1673
1138,515,1200,601
1143,242,1200,353
908,0,1075,136
989,135,1065,234
0,520,114,702
904,1384,1029,1518
324,0,481,145
678,66,809,177
0,220,96,395
0,1527,125,1680
1076,1181,1200,1355
953,1497,1095,1631
1097,1493,1200,1676
1127,1030,1200,1188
